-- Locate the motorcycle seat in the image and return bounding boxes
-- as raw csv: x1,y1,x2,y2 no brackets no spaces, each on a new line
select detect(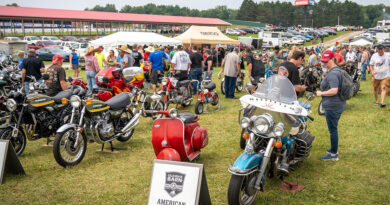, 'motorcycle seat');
51,90,73,104
298,100,311,110
106,92,131,110
178,112,198,124
178,80,191,87
204,82,216,90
